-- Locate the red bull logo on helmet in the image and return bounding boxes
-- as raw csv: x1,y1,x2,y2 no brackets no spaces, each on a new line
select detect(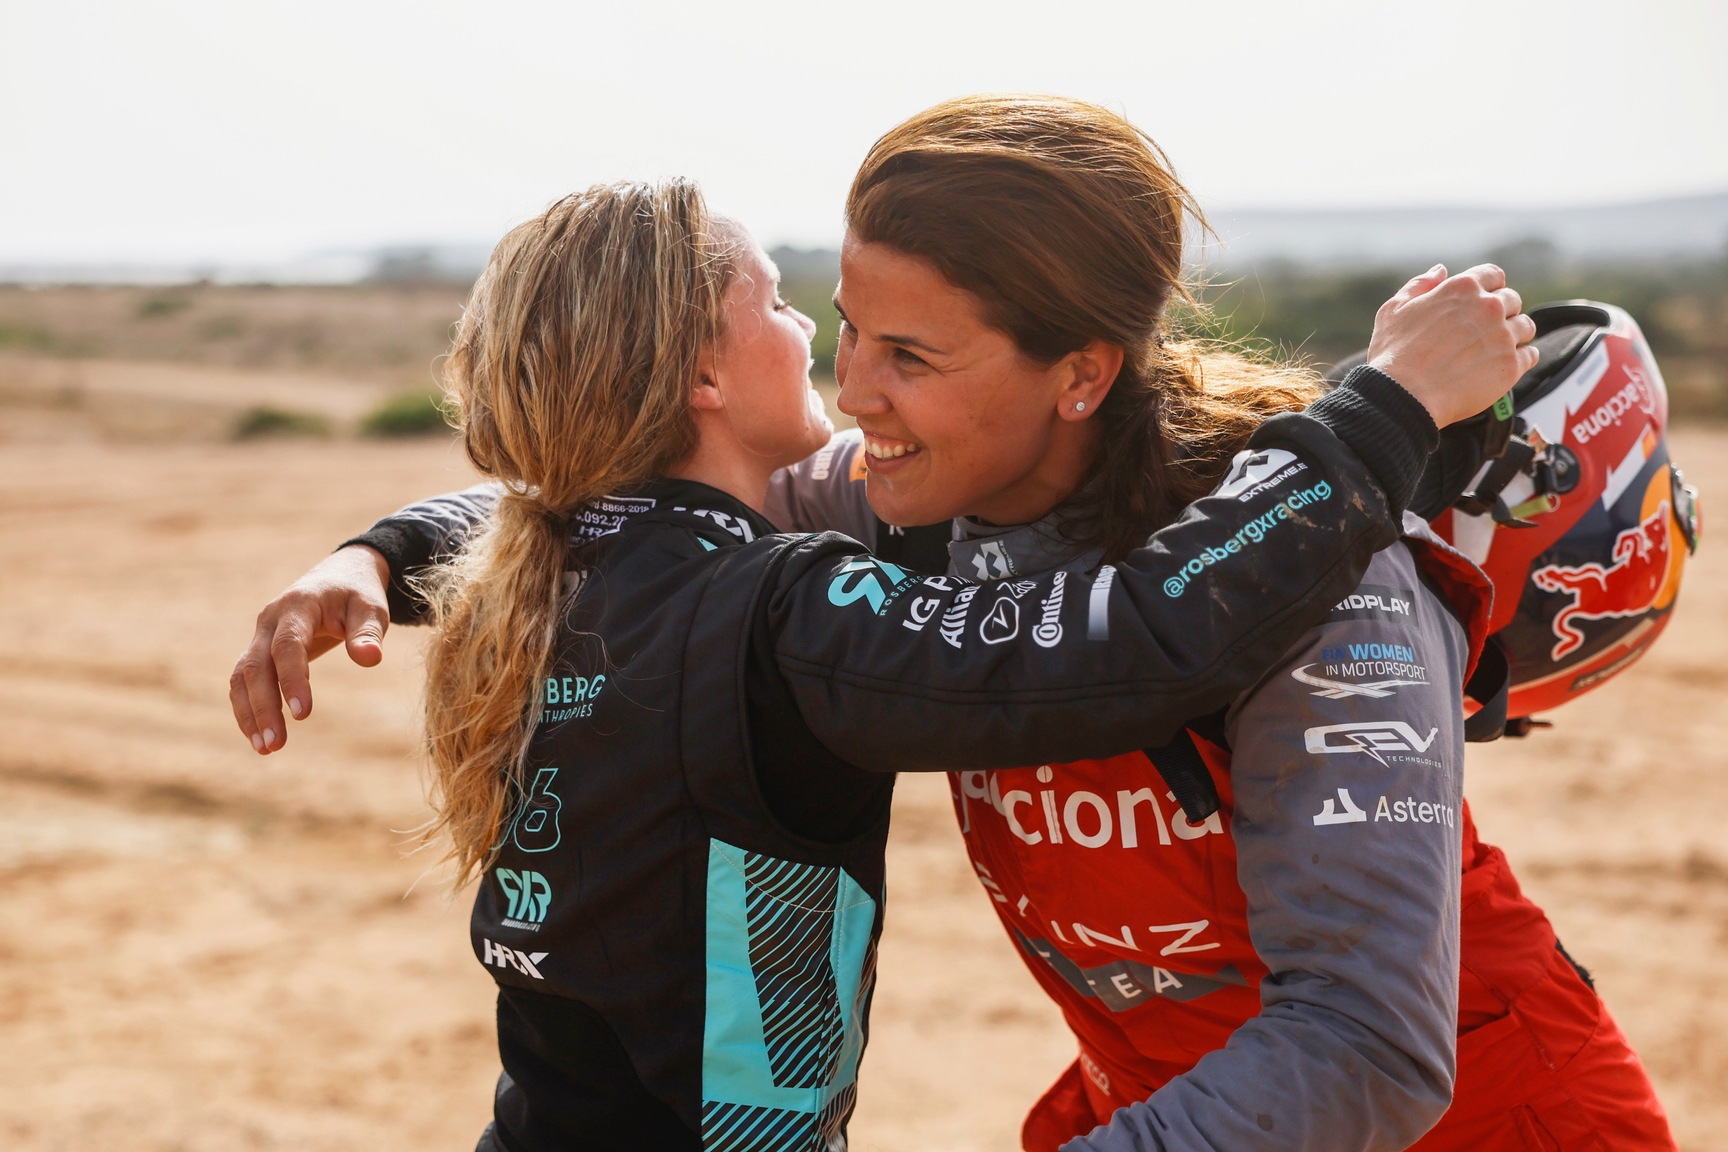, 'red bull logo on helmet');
1530,501,1671,660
